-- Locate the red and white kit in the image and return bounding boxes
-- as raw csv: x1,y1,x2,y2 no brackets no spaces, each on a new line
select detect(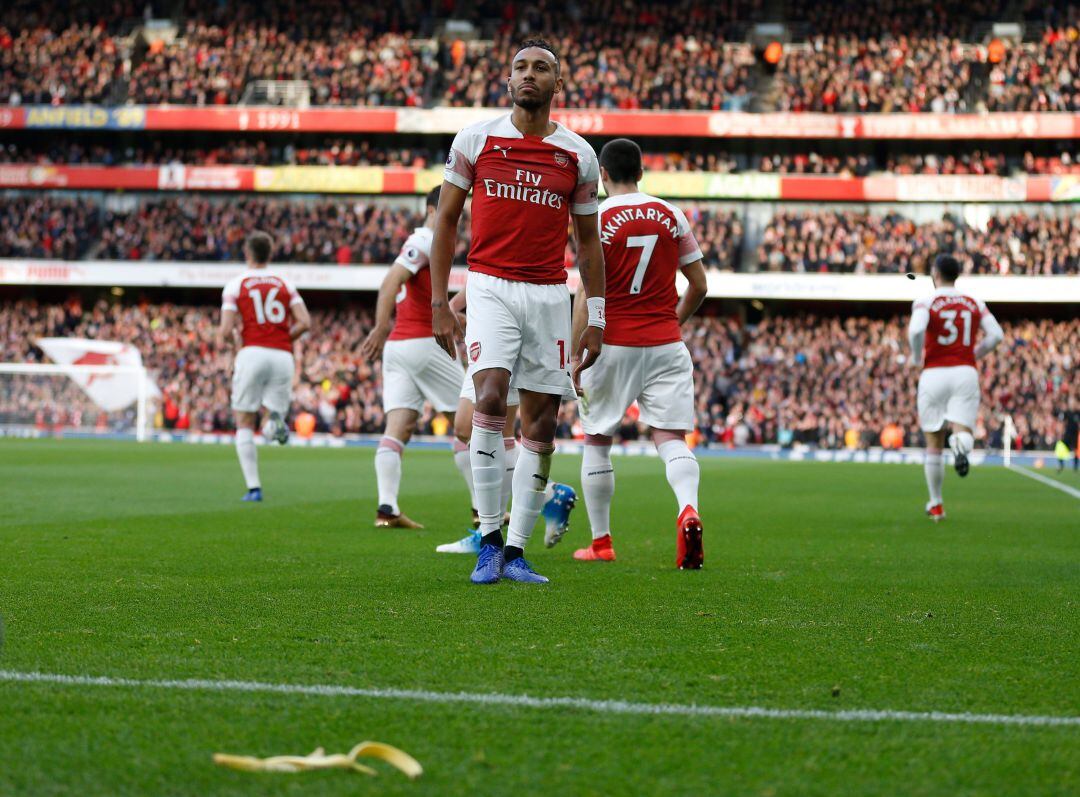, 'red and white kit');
383,226,465,413
444,113,599,398
580,192,703,435
222,271,305,414
910,287,1000,432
